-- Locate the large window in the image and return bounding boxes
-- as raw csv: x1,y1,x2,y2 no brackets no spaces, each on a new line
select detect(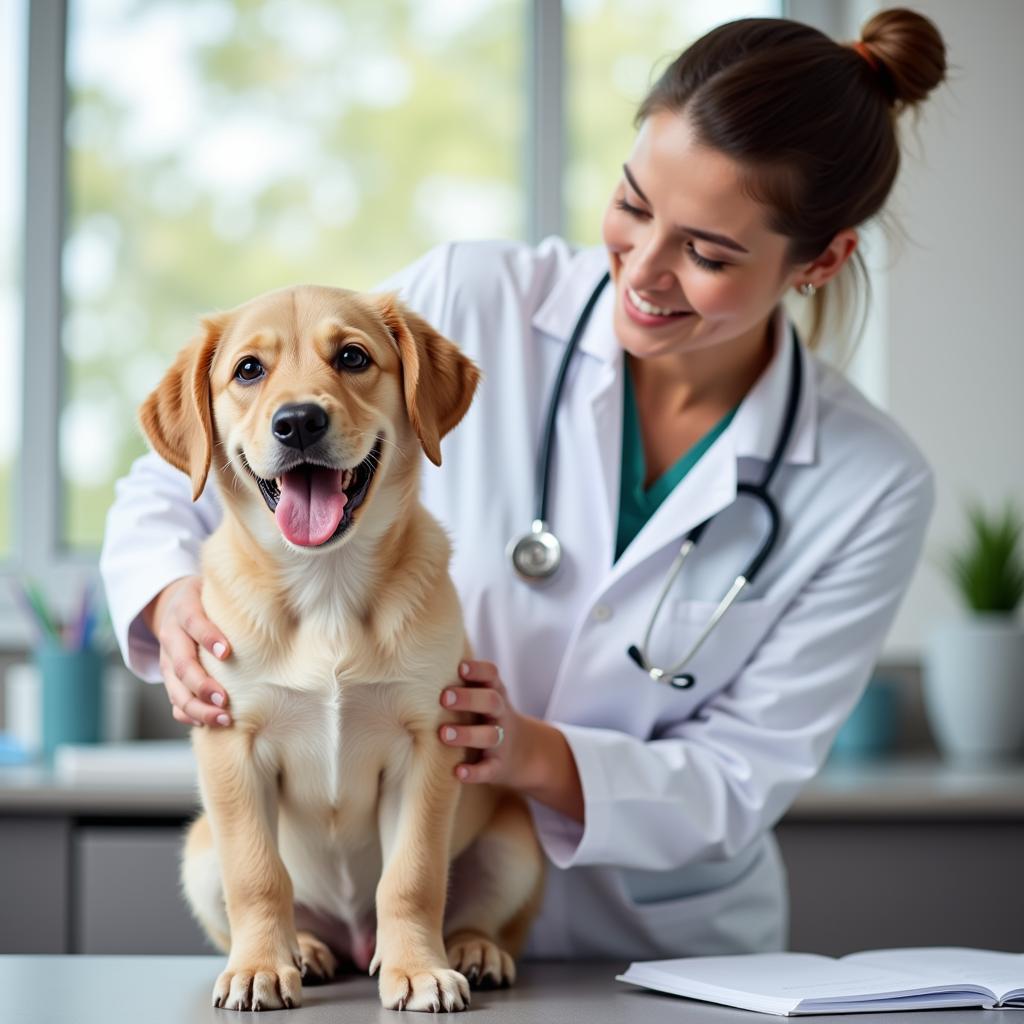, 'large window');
6,0,782,637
